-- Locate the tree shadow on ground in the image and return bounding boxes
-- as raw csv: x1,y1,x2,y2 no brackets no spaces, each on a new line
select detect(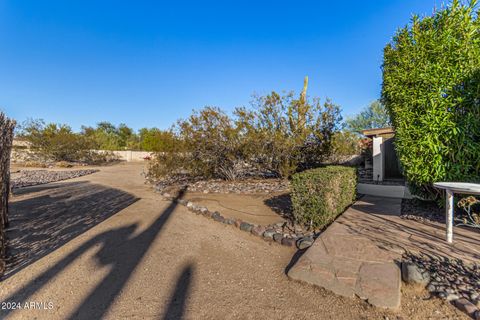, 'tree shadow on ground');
263,192,293,221
162,264,195,320
342,198,480,263
5,181,139,279
1,189,187,320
